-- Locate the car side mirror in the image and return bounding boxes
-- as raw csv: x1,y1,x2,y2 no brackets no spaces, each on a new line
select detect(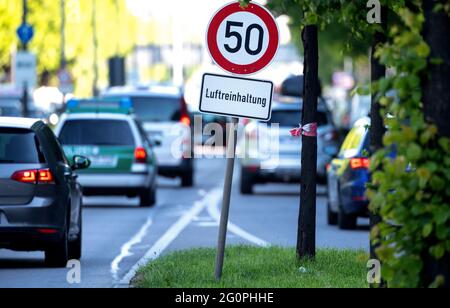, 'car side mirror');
72,155,91,170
